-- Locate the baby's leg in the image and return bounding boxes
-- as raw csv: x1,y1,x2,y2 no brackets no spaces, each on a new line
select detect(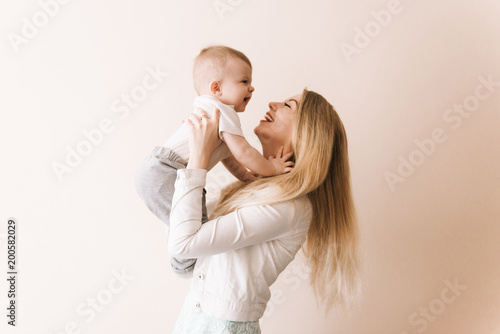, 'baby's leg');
135,146,182,226
135,146,208,277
